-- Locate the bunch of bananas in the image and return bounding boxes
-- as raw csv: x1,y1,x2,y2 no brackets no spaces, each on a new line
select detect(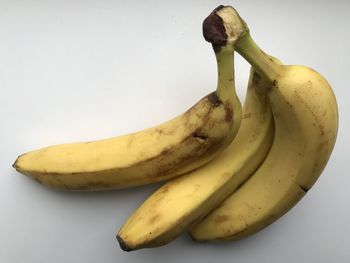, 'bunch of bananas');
13,5,338,251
